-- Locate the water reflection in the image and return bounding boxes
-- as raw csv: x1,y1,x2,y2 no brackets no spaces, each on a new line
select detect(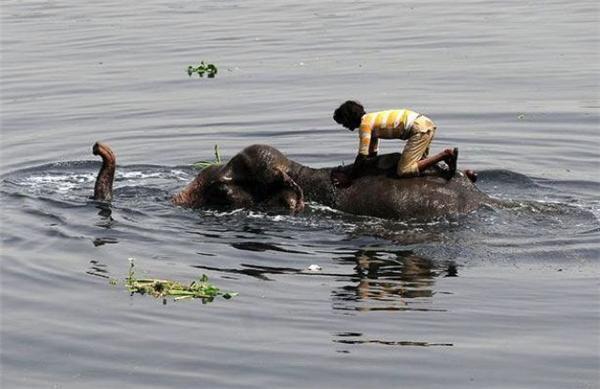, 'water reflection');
192,245,458,349
231,241,309,254
332,249,456,312
334,337,453,347
96,204,112,219
94,203,114,228
92,203,117,245
192,247,456,311
332,249,456,350
86,259,110,279
192,263,303,281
